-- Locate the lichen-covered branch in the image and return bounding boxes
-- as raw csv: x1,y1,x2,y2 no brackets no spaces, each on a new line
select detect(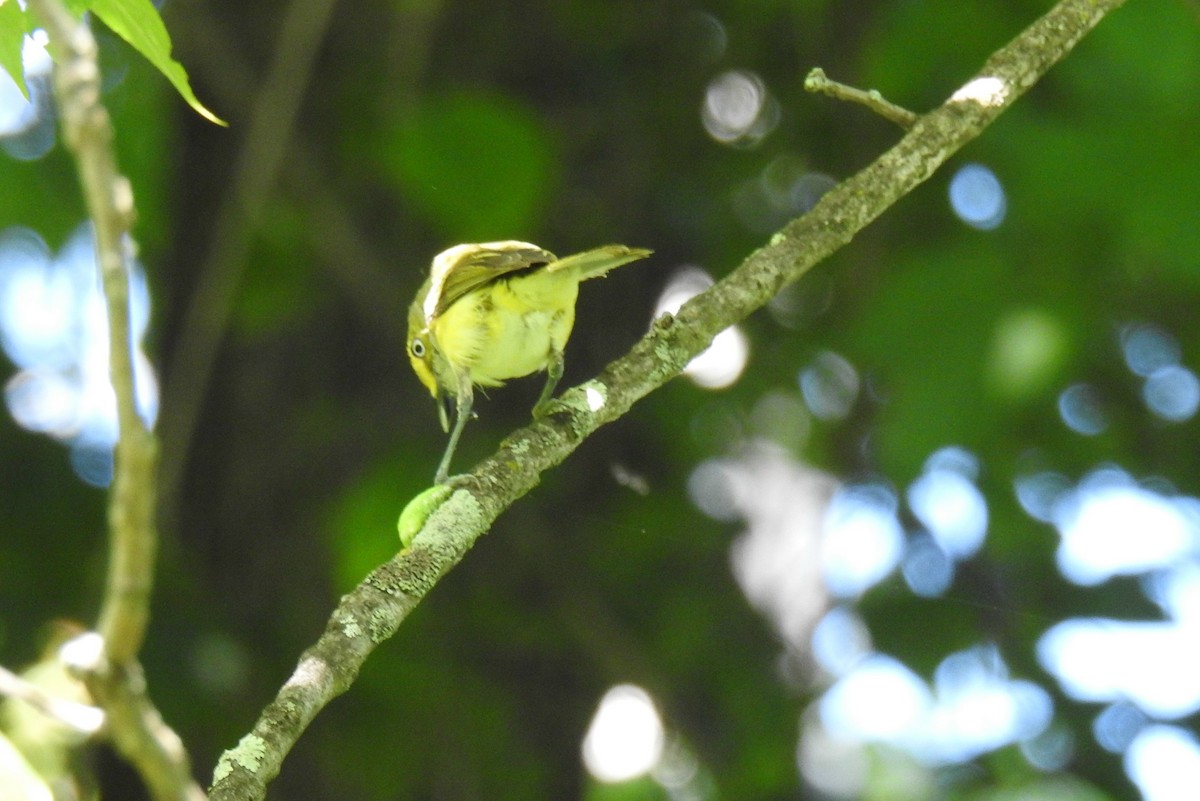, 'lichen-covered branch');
29,0,202,798
208,0,1128,797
